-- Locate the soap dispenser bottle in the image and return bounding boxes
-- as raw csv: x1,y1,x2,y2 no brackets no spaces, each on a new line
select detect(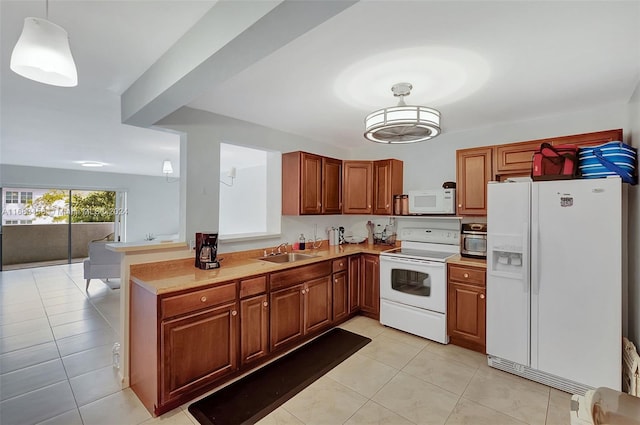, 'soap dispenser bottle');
298,234,306,250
